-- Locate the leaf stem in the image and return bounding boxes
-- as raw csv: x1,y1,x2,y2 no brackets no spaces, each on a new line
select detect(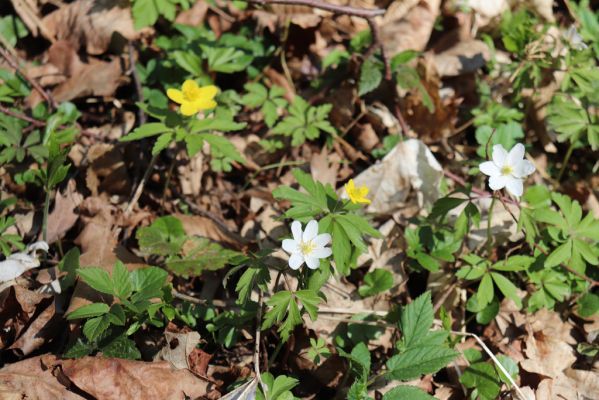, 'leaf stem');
486,196,497,258
42,188,51,243
125,153,159,216
557,140,575,182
